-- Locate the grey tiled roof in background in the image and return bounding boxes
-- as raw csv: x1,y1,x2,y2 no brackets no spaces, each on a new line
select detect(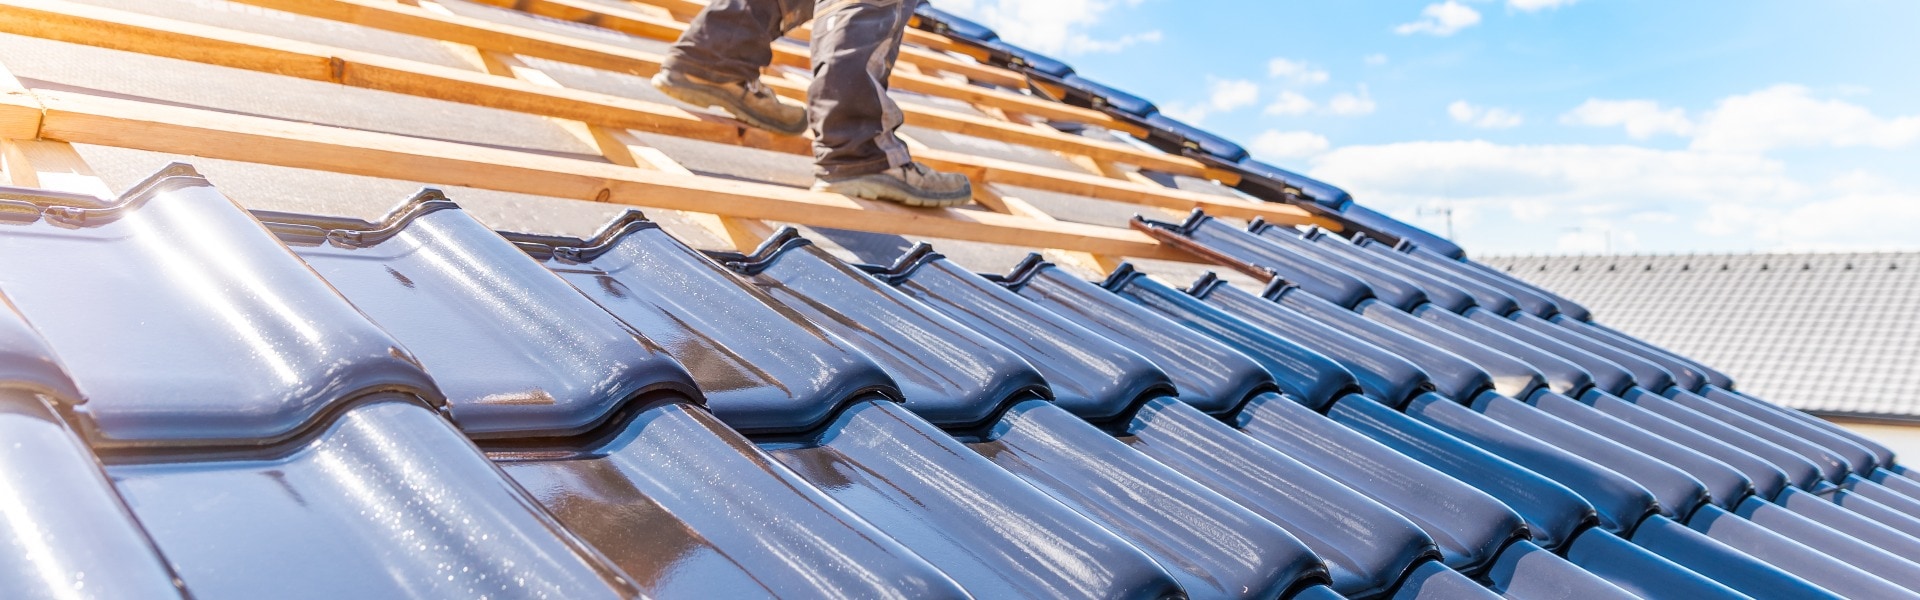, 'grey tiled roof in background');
1484,252,1920,420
